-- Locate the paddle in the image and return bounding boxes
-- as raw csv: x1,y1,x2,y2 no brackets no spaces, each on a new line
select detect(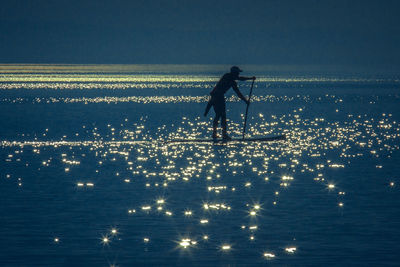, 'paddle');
242,79,255,139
